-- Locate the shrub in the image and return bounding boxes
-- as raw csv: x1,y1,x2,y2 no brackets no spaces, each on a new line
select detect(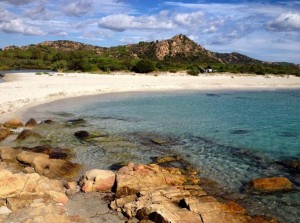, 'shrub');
132,59,155,73
187,67,200,76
